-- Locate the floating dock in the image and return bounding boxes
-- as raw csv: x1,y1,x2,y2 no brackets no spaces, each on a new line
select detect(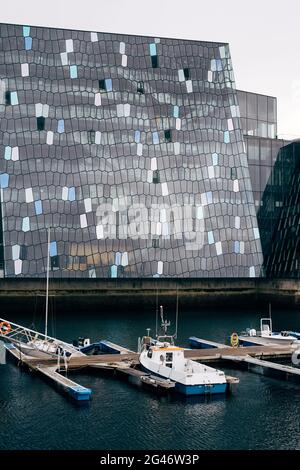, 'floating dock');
188,336,300,383
222,355,300,383
6,345,92,402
